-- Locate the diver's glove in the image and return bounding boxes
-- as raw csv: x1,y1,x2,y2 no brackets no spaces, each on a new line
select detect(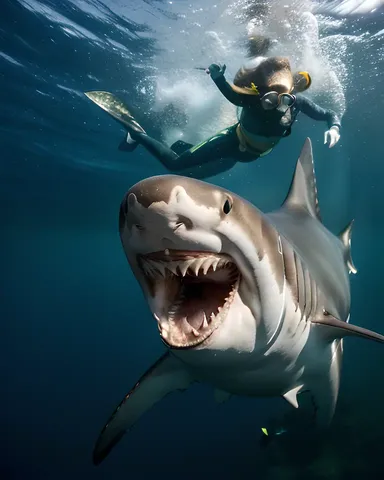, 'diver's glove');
324,125,340,148
206,63,226,80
